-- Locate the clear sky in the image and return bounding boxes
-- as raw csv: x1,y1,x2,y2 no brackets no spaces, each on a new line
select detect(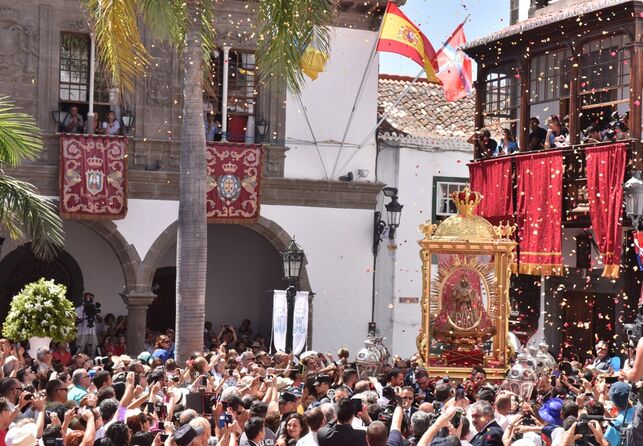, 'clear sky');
379,0,511,76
